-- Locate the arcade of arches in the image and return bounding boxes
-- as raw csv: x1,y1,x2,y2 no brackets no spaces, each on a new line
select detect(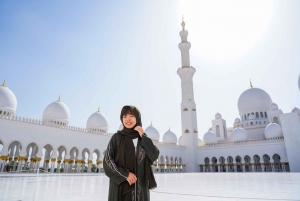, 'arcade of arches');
200,154,290,172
